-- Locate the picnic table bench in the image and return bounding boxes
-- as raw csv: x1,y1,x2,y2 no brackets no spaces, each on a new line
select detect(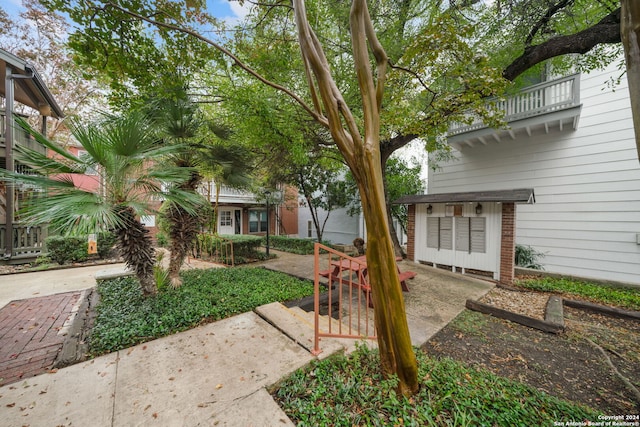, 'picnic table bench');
319,255,415,307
